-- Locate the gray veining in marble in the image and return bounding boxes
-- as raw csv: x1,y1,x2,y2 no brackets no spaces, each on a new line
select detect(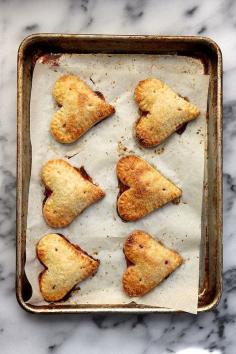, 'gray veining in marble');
0,0,235,353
